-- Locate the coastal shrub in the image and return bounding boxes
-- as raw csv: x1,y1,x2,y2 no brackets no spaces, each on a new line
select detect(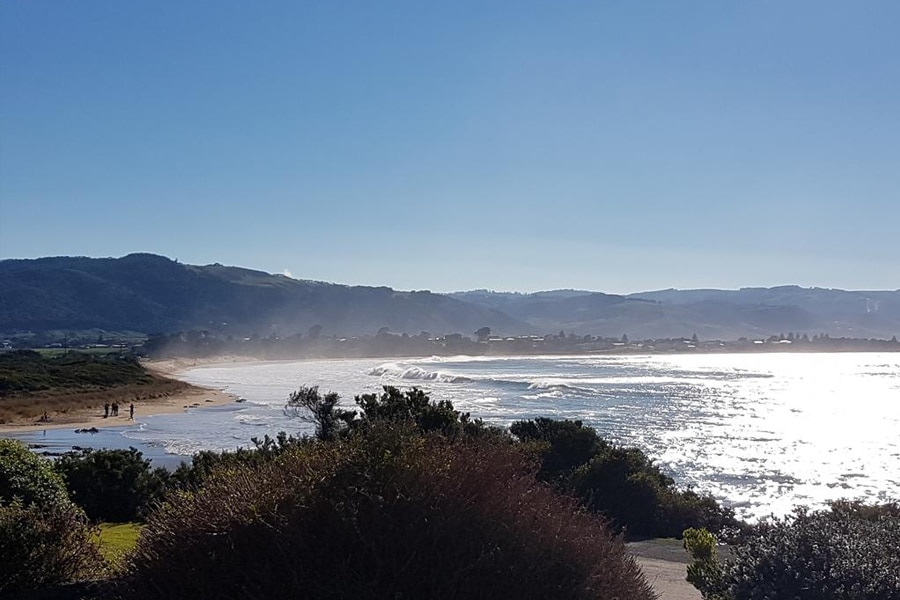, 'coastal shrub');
167,431,308,491
686,501,900,600
683,527,728,599
284,385,356,440
511,418,737,538
0,440,105,595
353,385,484,436
0,501,106,595
510,417,606,478
286,385,495,442
0,438,71,509
121,425,655,600
55,447,170,522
